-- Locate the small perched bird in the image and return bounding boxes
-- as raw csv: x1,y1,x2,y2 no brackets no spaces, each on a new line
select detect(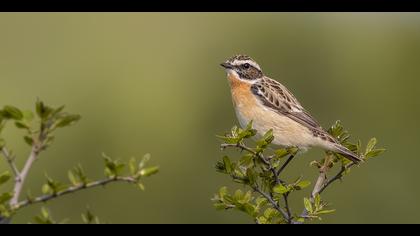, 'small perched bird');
221,54,362,163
